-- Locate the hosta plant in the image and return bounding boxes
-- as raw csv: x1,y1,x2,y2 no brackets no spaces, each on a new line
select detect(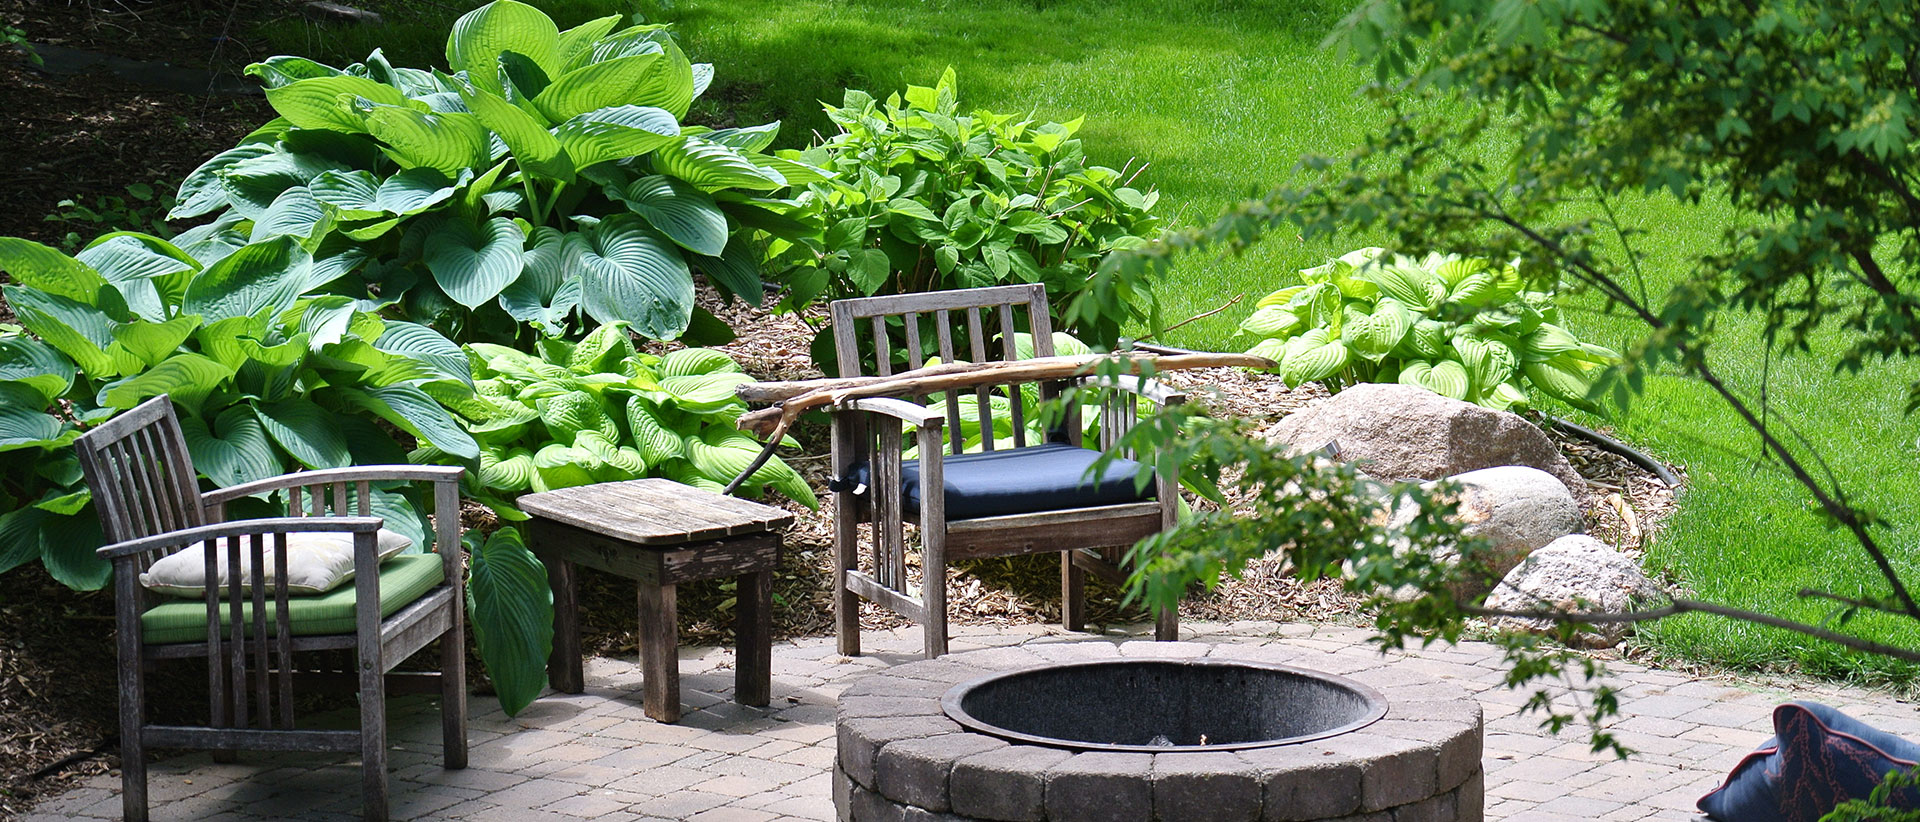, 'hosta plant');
777,69,1162,367
437,323,817,514
0,233,479,588
1238,247,1619,411
170,0,827,344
